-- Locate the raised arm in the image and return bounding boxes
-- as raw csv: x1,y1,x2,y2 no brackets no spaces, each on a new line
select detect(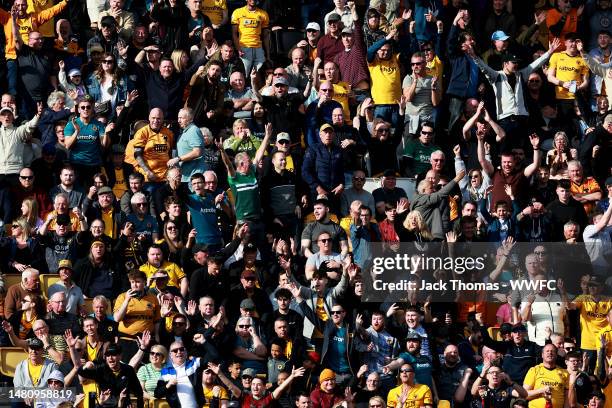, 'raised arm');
523,134,542,178
215,138,236,177
477,133,495,176
253,123,272,165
